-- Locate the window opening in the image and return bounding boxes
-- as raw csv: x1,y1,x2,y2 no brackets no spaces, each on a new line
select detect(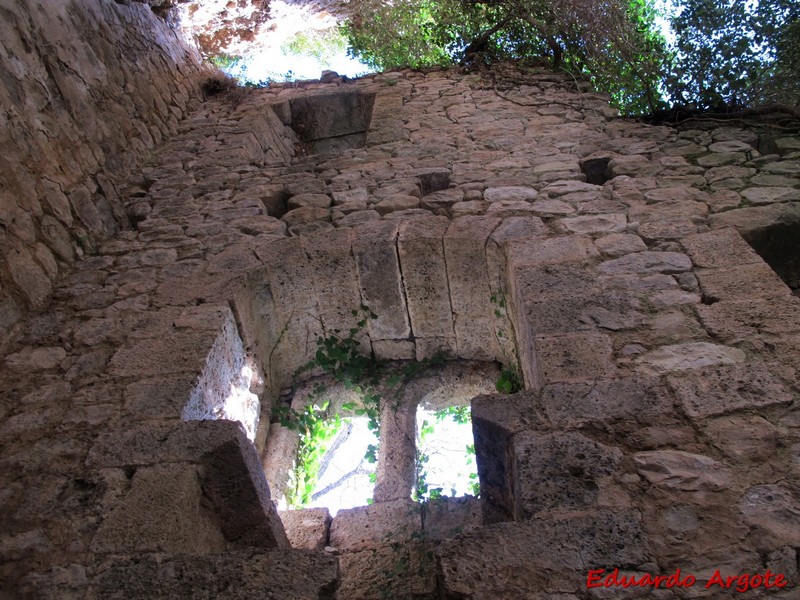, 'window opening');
415,405,479,501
